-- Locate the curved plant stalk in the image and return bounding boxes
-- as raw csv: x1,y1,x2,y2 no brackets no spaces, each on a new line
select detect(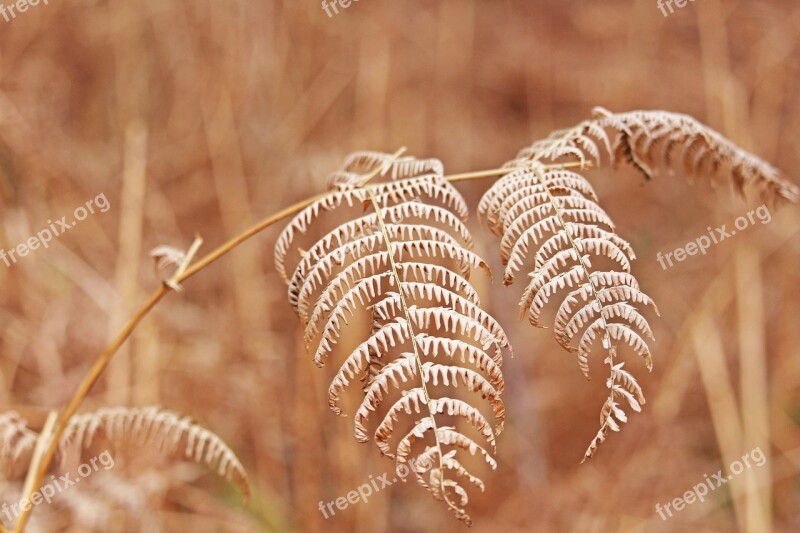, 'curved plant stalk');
11,158,581,532
11,193,325,532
